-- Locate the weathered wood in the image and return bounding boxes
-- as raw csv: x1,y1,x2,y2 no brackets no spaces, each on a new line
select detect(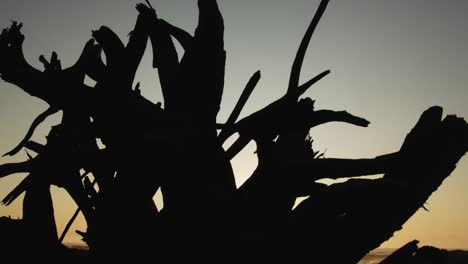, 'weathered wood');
0,1,466,263
289,108,468,263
